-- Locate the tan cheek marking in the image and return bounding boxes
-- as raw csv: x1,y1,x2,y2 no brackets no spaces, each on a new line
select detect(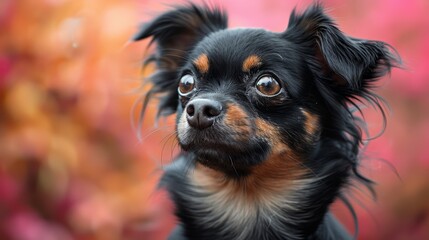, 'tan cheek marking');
253,119,305,187
255,118,277,139
255,118,287,154
223,104,251,141
242,55,262,72
301,109,319,136
193,54,209,74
